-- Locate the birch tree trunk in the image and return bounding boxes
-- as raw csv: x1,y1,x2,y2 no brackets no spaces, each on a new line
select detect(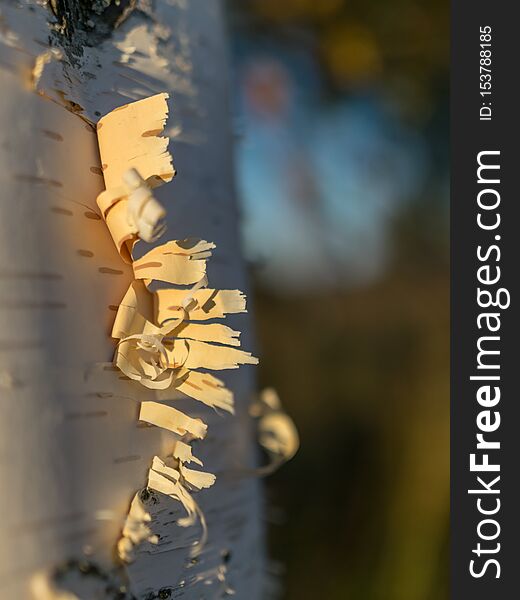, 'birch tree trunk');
0,1,264,598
